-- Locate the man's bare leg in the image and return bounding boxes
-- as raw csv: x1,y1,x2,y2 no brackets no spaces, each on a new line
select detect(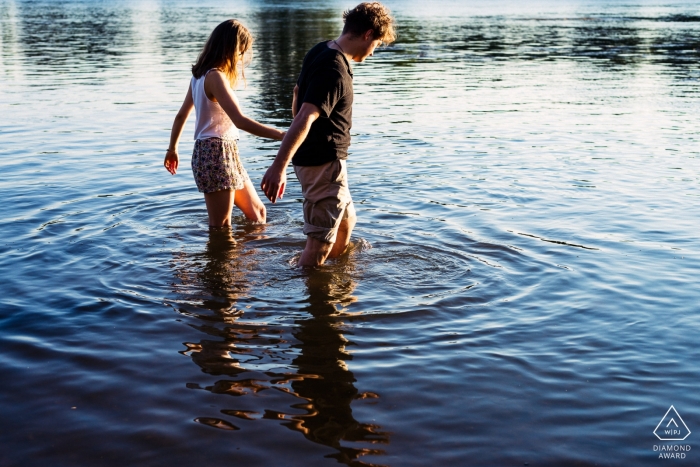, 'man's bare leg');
298,215,357,266
328,215,356,258
299,237,333,267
